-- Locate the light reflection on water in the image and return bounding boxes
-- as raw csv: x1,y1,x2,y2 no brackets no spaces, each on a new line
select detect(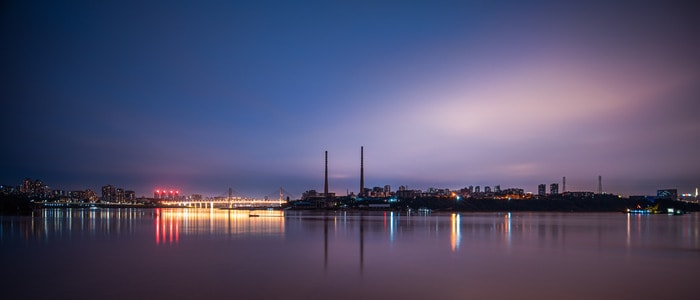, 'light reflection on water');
1,210,699,300
154,208,285,244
